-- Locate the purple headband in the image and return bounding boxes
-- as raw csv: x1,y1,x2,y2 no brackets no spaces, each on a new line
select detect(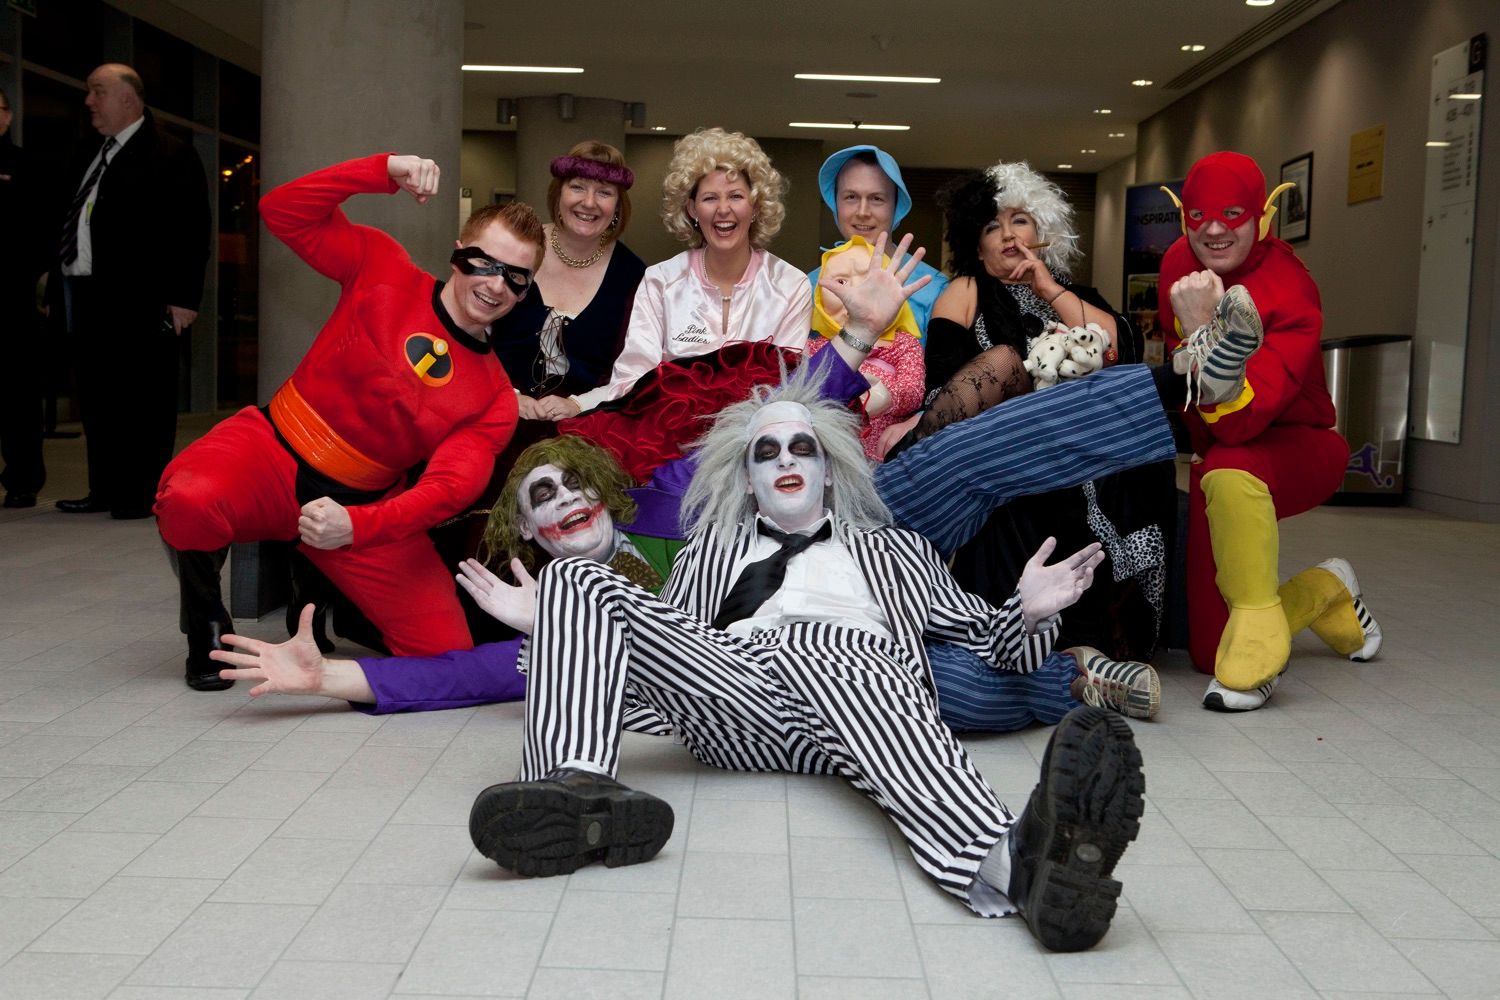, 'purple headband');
550,155,634,190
